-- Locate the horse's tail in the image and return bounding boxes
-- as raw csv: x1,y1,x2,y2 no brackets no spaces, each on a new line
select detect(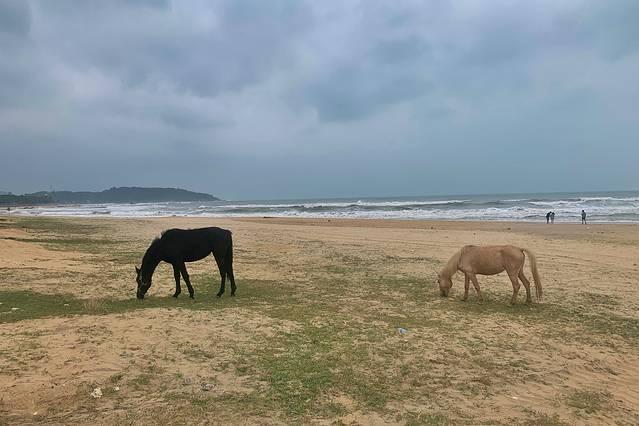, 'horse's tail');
522,248,542,300
225,232,234,278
